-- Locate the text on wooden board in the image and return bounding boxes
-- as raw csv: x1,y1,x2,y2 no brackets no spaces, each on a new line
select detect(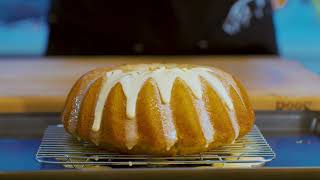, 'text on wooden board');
276,101,312,111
